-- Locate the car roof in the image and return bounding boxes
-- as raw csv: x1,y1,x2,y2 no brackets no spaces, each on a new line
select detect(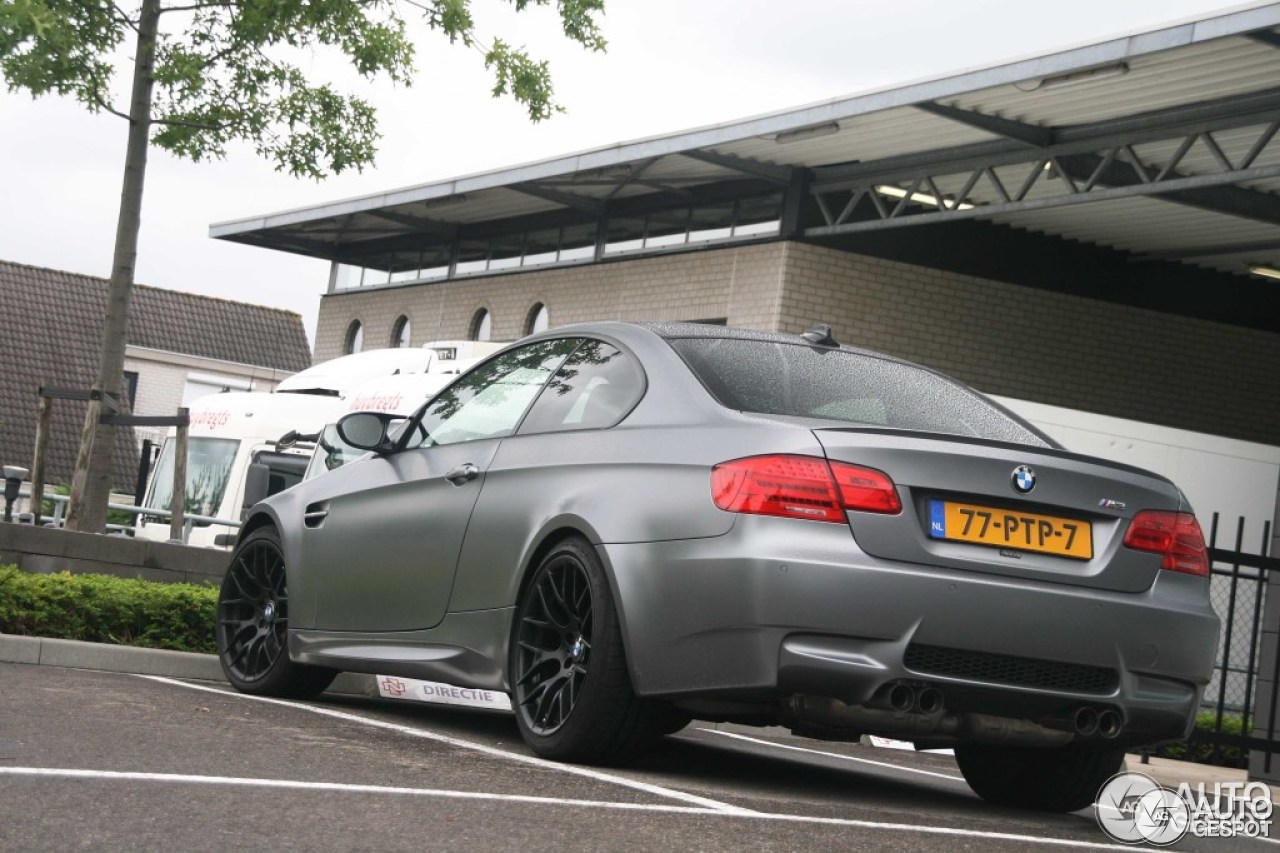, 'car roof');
547,320,921,368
